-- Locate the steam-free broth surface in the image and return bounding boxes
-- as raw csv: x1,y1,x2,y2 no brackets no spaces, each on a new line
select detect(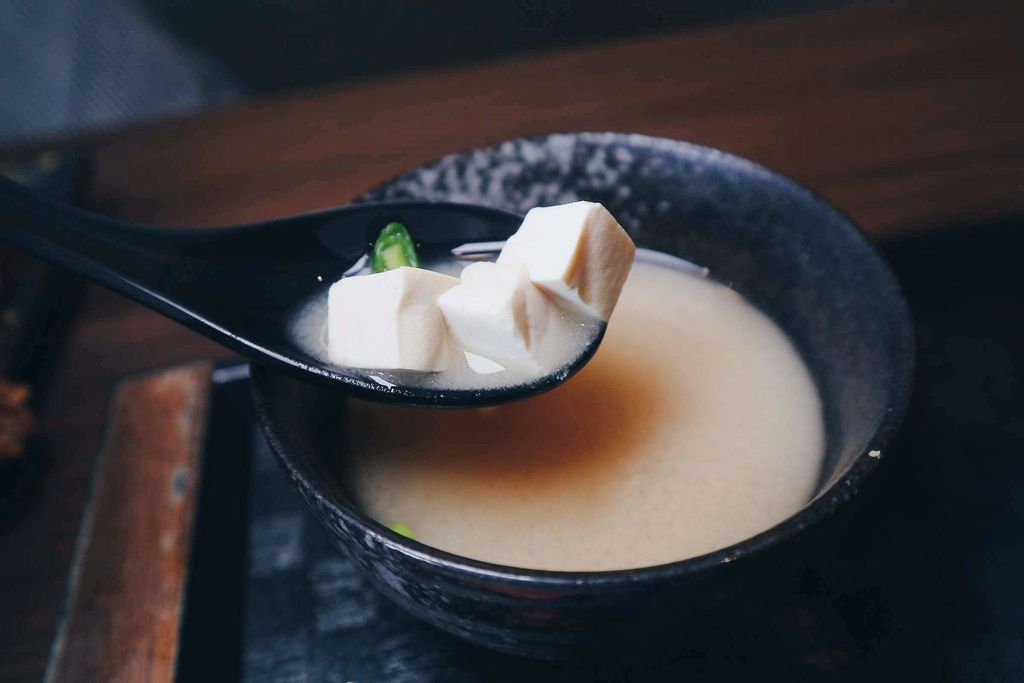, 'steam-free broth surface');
346,257,825,571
